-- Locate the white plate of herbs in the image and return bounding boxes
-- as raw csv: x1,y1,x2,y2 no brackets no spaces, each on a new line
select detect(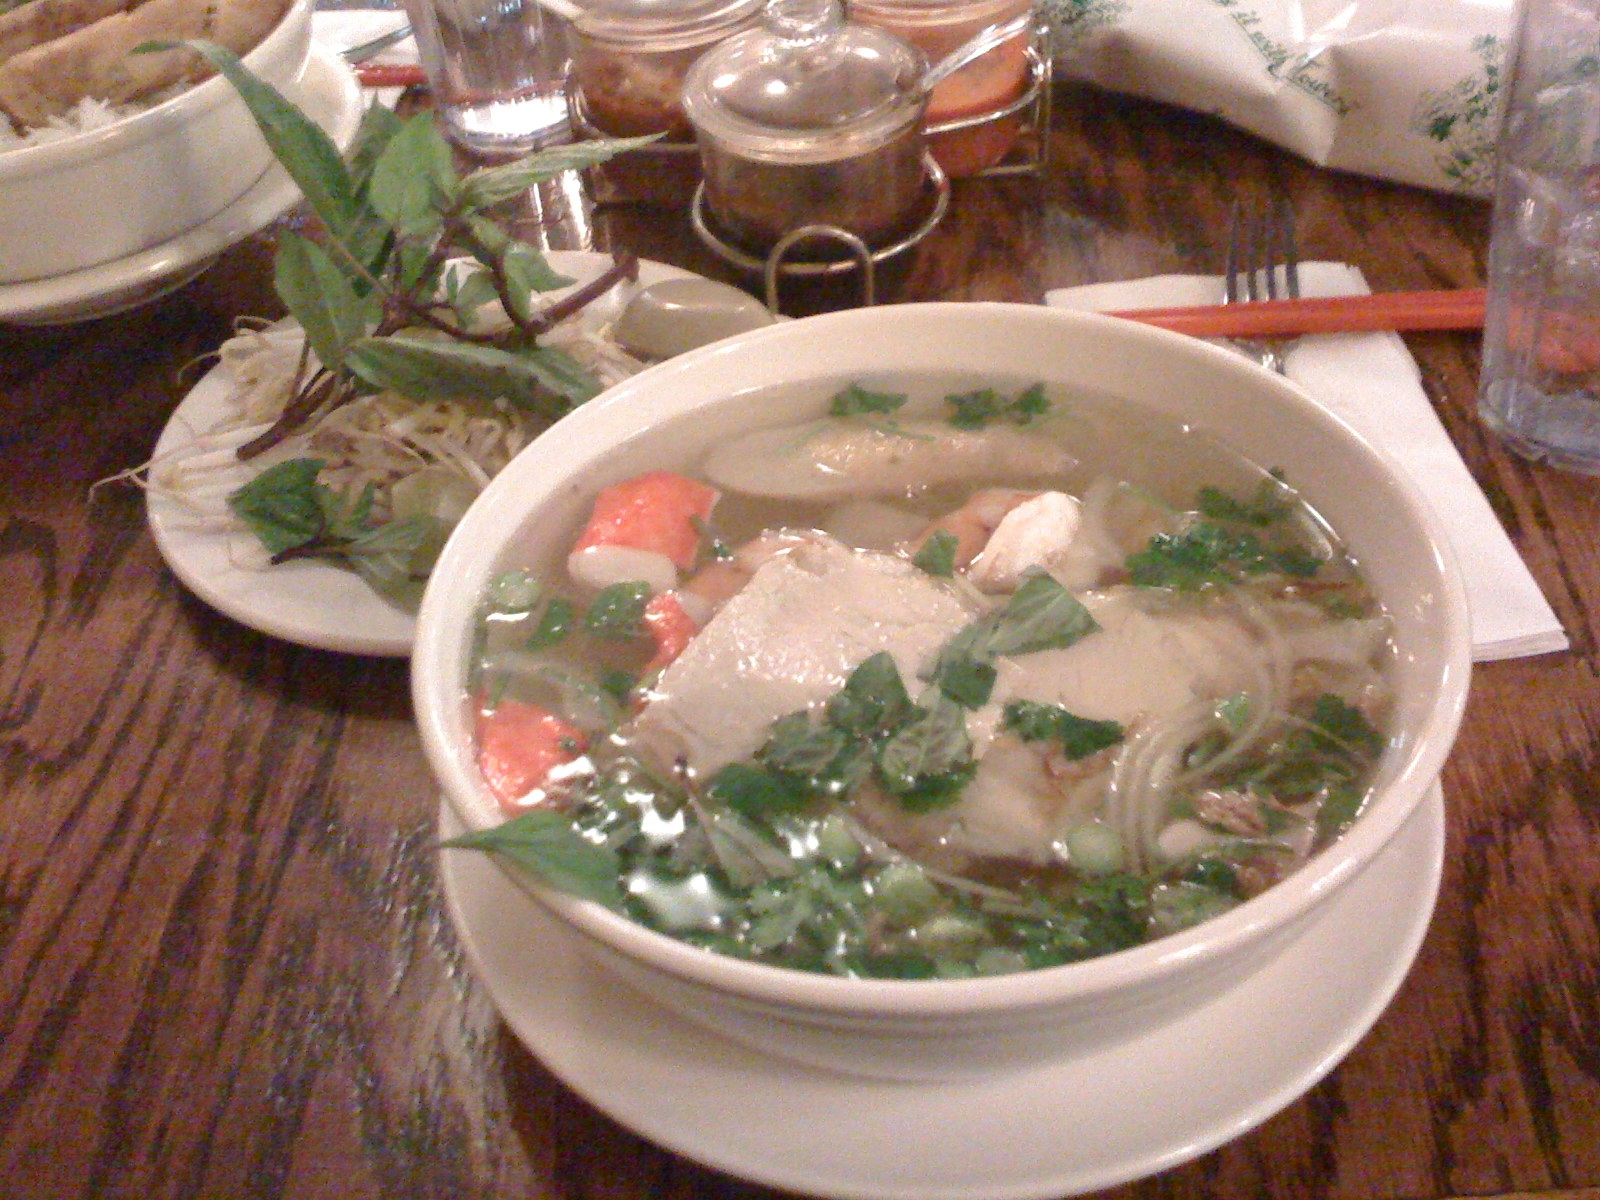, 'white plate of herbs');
135,73,686,654
145,249,695,656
